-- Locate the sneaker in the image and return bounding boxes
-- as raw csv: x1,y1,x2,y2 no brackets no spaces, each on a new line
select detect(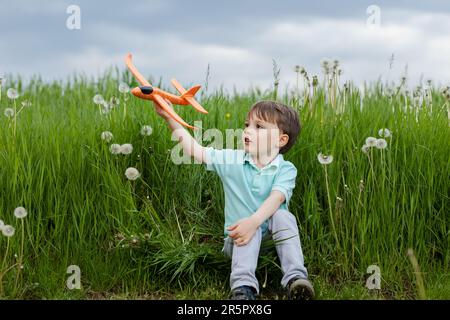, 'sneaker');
230,285,257,300
287,277,315,300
